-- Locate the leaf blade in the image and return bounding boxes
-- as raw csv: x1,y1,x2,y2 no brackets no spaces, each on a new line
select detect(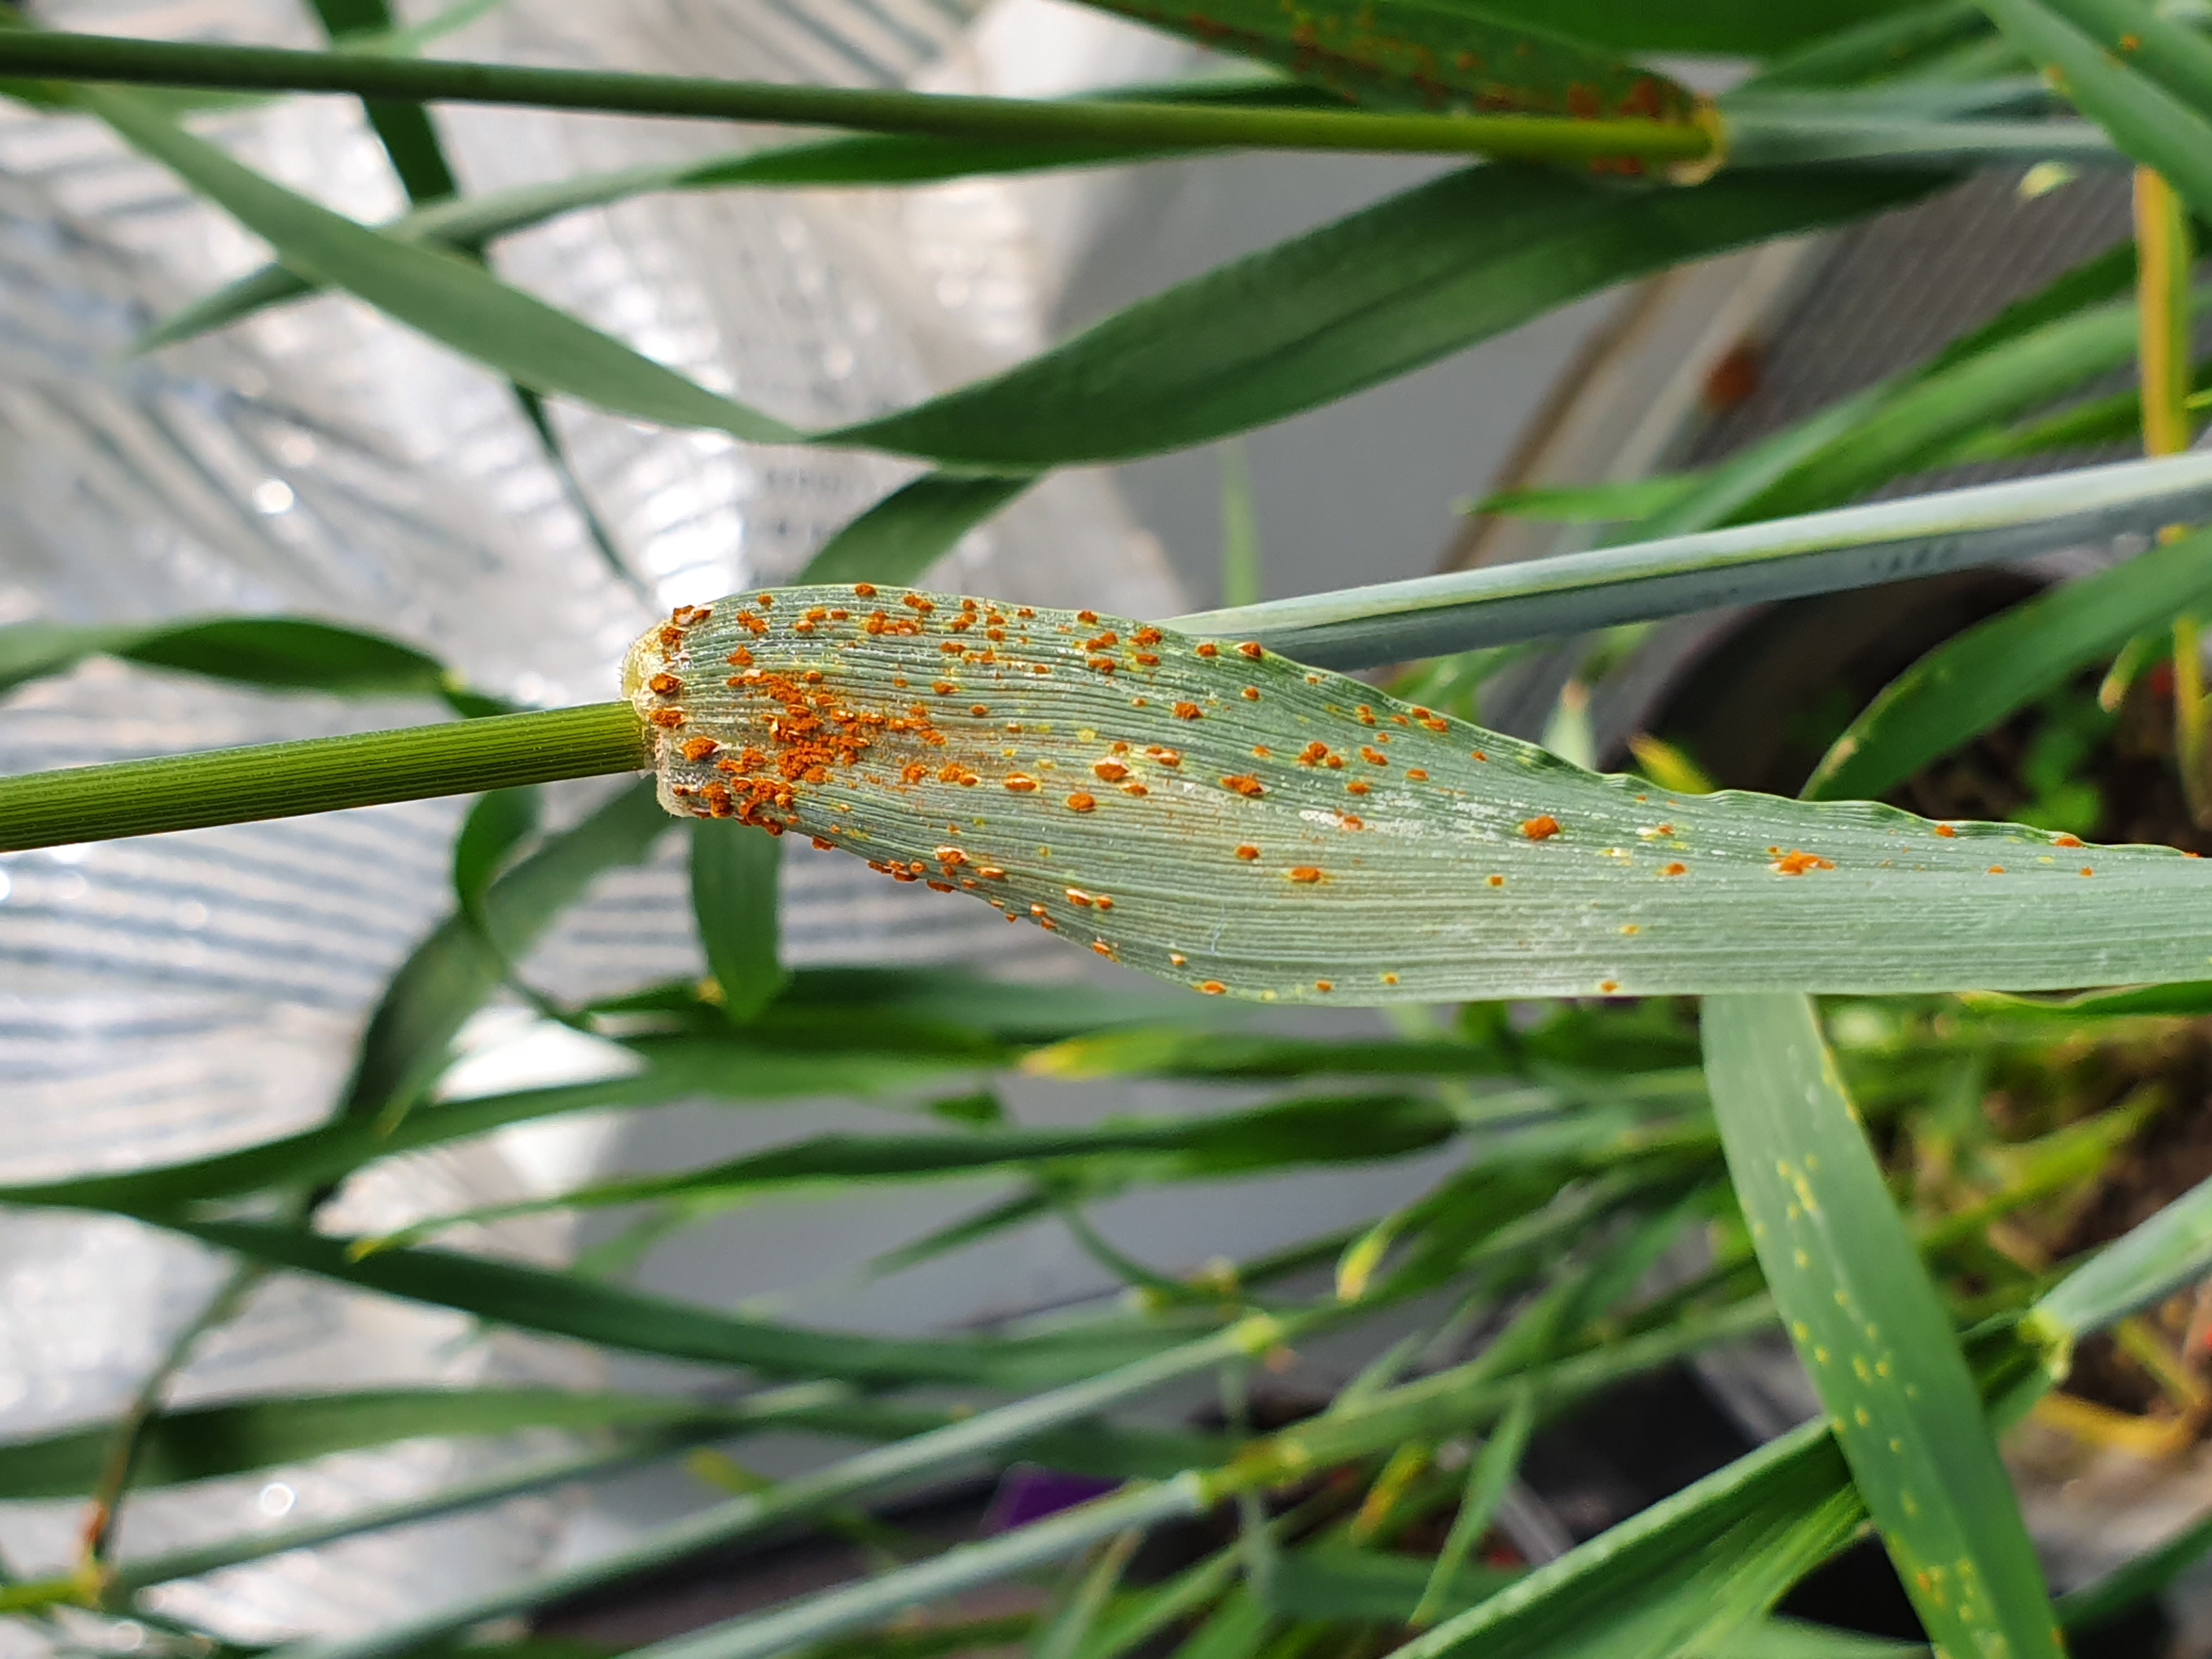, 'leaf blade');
1703,993,2062,1659
631,583,2212,1003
